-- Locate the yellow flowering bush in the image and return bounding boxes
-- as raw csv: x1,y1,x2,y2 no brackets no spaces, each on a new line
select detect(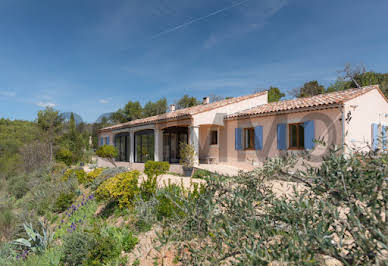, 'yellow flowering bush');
85,168,104,183
96,171,140,208
62,168,86,183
